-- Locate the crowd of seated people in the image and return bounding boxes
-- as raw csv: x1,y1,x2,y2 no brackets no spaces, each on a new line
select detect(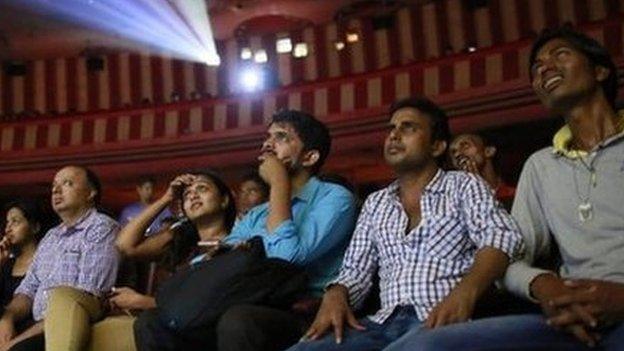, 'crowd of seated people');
0,25,623,351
